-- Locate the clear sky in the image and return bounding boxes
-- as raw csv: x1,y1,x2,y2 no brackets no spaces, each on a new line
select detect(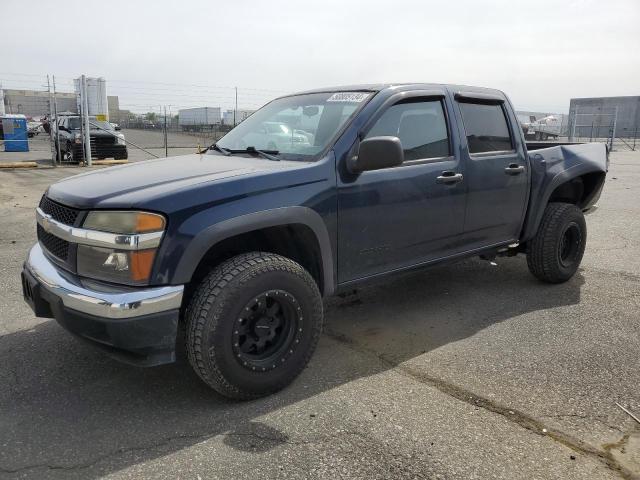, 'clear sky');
1,0,638,114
